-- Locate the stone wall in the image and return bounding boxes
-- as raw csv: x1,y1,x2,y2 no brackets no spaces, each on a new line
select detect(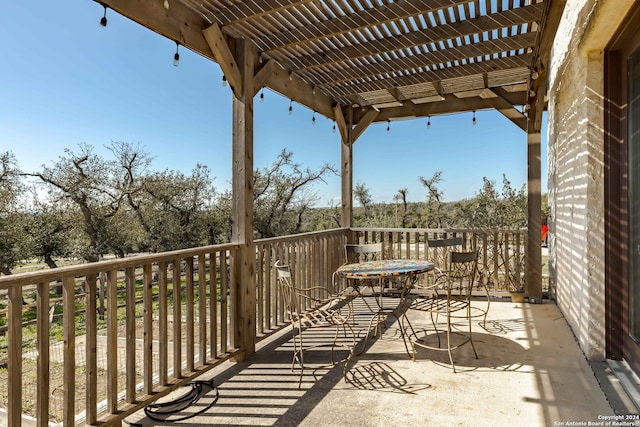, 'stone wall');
548,0,634,360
